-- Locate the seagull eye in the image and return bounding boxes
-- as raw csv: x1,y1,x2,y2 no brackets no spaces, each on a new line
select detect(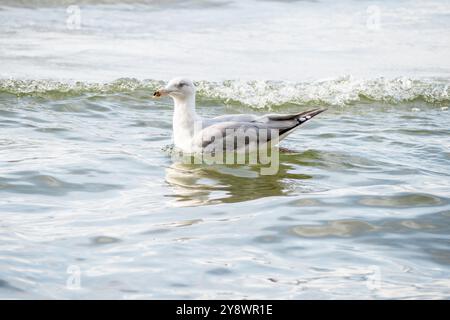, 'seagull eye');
178,82,186,88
